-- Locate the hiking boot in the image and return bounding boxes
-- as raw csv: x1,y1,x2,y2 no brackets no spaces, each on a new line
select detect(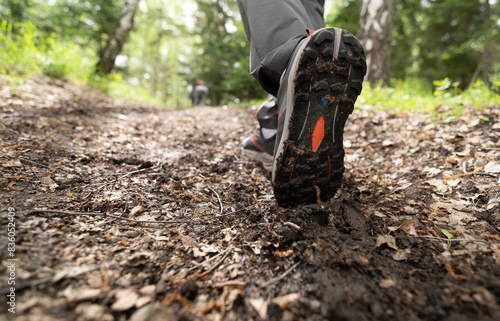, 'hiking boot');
272,28,366,207
242,95,278,171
